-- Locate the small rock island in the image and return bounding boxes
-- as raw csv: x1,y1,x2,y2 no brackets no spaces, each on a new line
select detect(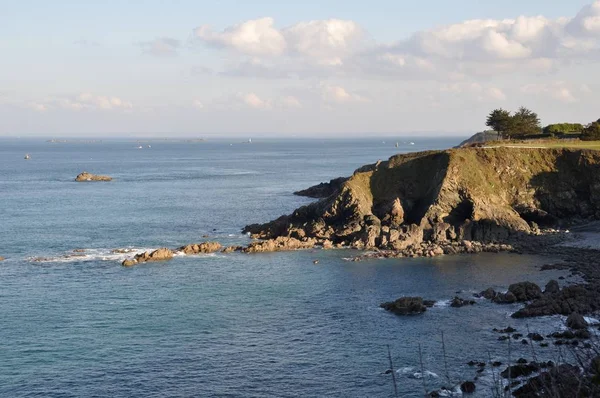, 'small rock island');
75,172,113,182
